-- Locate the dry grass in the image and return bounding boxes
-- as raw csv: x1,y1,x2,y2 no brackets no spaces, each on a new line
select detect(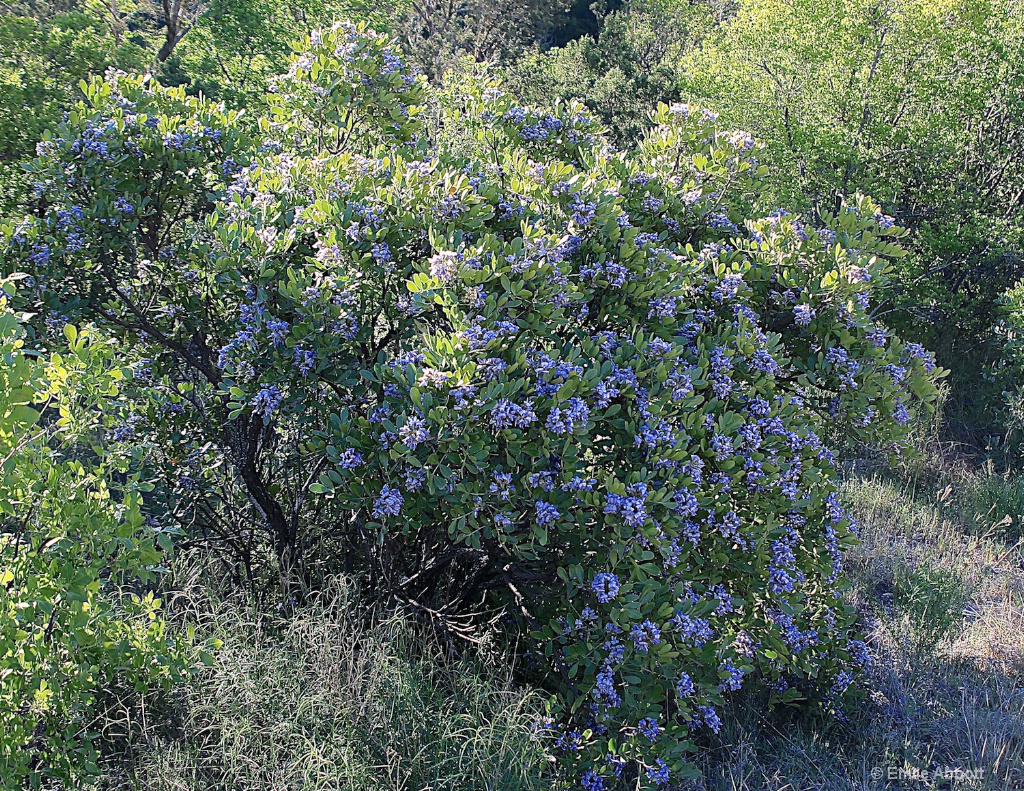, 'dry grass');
95,578,551,791
687,467,1024,790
